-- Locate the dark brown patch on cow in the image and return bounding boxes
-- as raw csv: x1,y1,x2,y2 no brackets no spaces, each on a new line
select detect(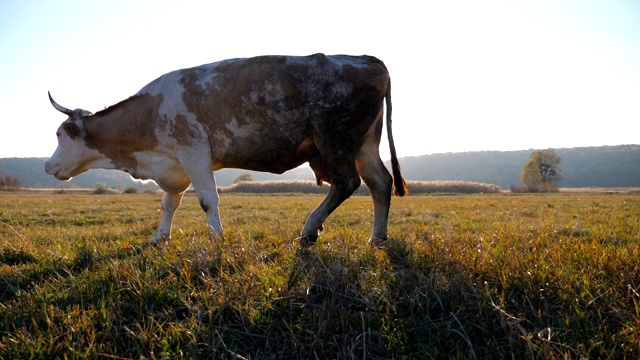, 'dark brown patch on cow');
175,54,391,177
62,121,81,139
171,114,202,146
309,61,387,165
179,56,308,133
342,62,388,92
81,94,163,170
178,56,315,171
